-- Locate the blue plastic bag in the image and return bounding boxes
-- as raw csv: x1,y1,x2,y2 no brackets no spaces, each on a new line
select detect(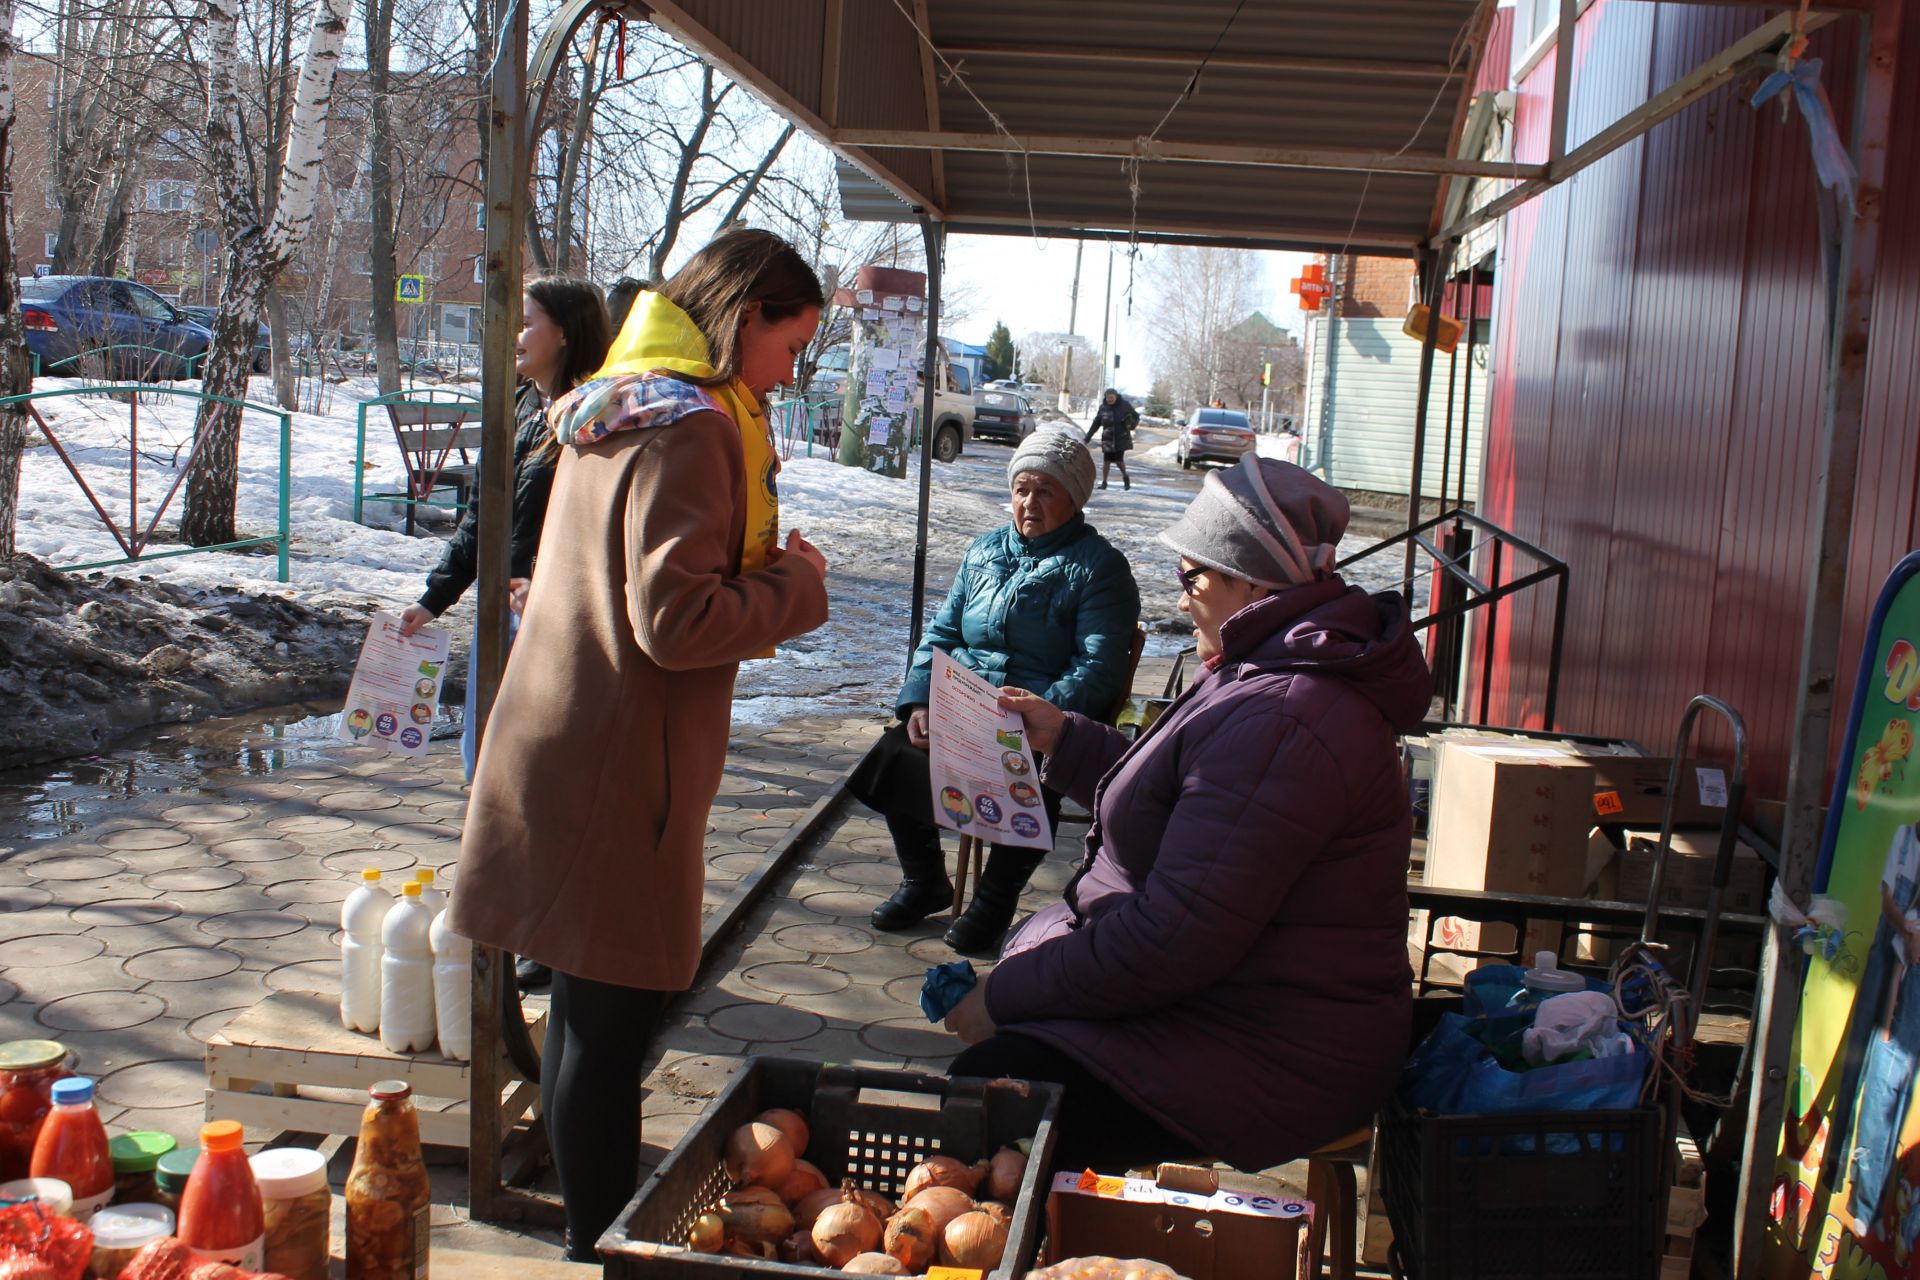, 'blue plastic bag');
1460,963,1613,1019
1401,1011,1648,1117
